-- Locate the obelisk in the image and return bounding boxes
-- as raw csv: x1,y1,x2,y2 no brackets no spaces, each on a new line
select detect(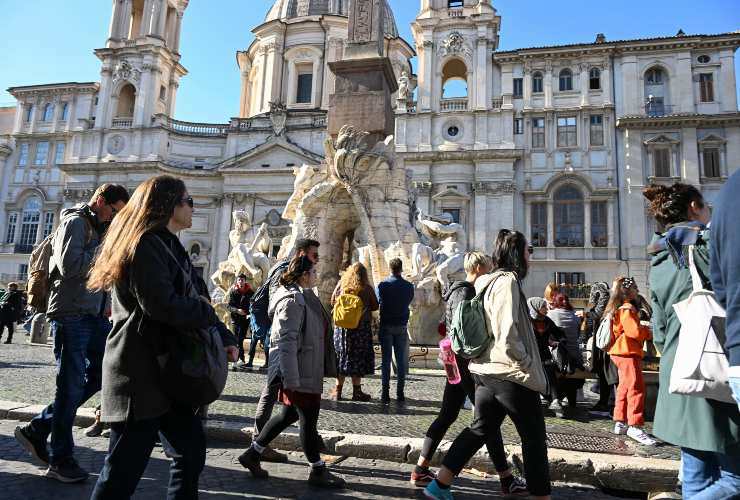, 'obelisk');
328,0,398,143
